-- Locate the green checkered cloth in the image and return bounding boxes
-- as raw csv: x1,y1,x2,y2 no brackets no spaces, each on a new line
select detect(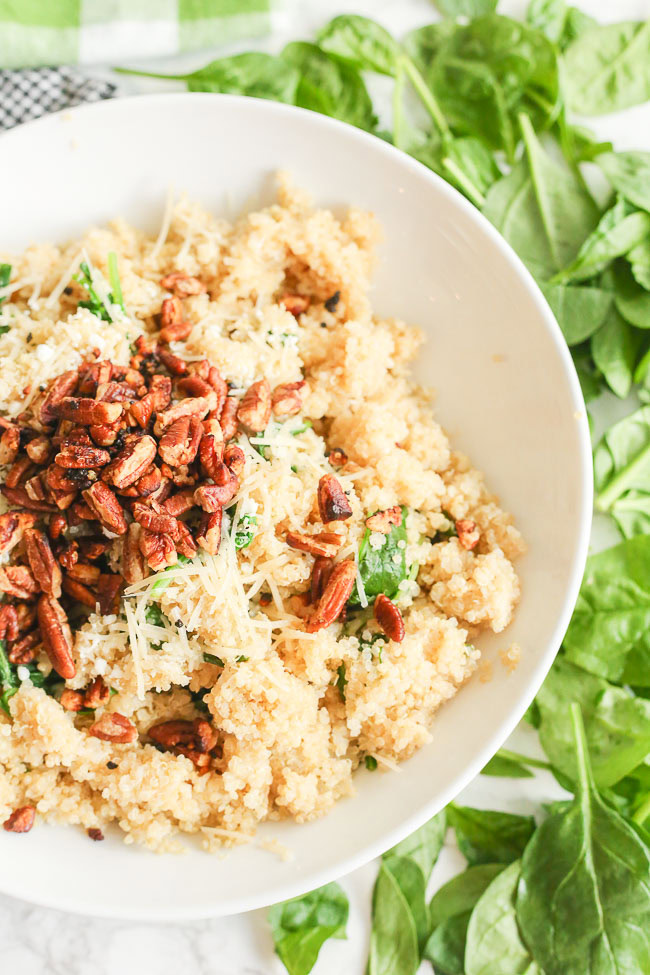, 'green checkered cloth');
0,0,271,69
